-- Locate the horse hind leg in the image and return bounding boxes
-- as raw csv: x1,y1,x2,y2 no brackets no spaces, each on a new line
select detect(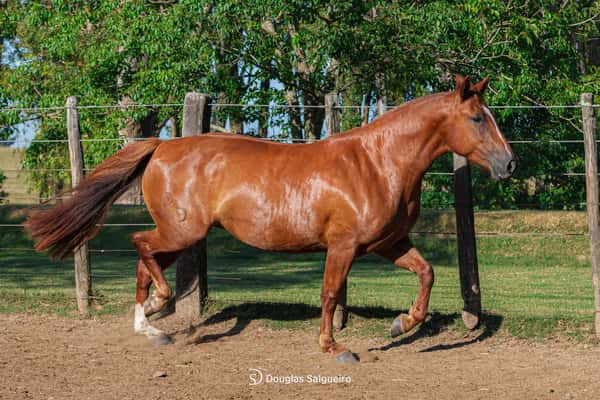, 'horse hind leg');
132,256,172,344
131,228,198,343
135,252,181,317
